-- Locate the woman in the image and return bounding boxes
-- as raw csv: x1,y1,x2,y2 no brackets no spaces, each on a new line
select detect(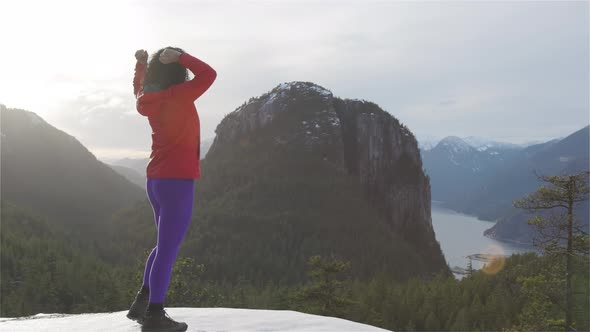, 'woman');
126,47,217,332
